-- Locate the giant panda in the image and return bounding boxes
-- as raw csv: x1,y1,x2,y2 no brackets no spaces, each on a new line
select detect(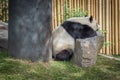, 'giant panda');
52,16,100,61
